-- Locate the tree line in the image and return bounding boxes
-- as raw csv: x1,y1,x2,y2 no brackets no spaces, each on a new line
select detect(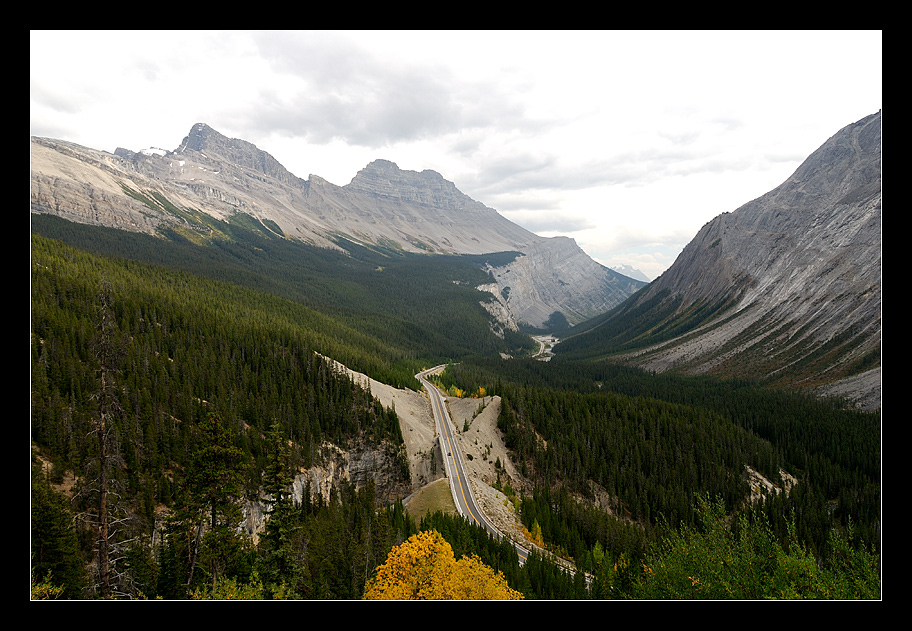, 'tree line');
31,214,535,377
